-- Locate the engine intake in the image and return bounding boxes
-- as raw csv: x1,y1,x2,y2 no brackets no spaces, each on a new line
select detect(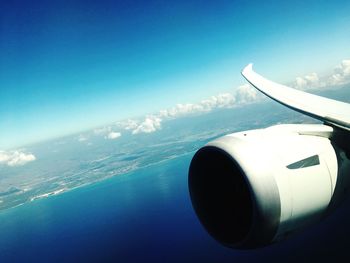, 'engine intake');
189,147,253,245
